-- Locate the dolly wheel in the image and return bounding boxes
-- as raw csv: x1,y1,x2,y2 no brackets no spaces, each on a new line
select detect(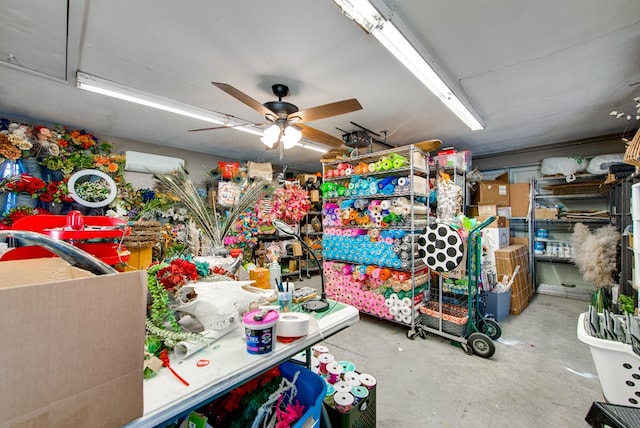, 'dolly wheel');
481,318,502,340
419,328,428,340
468,332,495,358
